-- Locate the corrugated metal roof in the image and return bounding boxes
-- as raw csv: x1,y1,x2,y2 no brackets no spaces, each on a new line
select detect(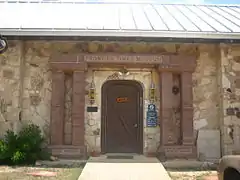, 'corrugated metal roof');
0,1,240,39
